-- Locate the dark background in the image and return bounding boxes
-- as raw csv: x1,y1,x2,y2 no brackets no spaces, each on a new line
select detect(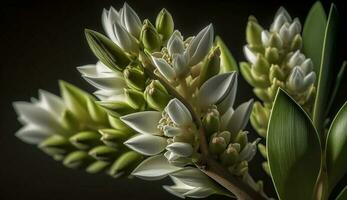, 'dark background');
1,0,346,199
